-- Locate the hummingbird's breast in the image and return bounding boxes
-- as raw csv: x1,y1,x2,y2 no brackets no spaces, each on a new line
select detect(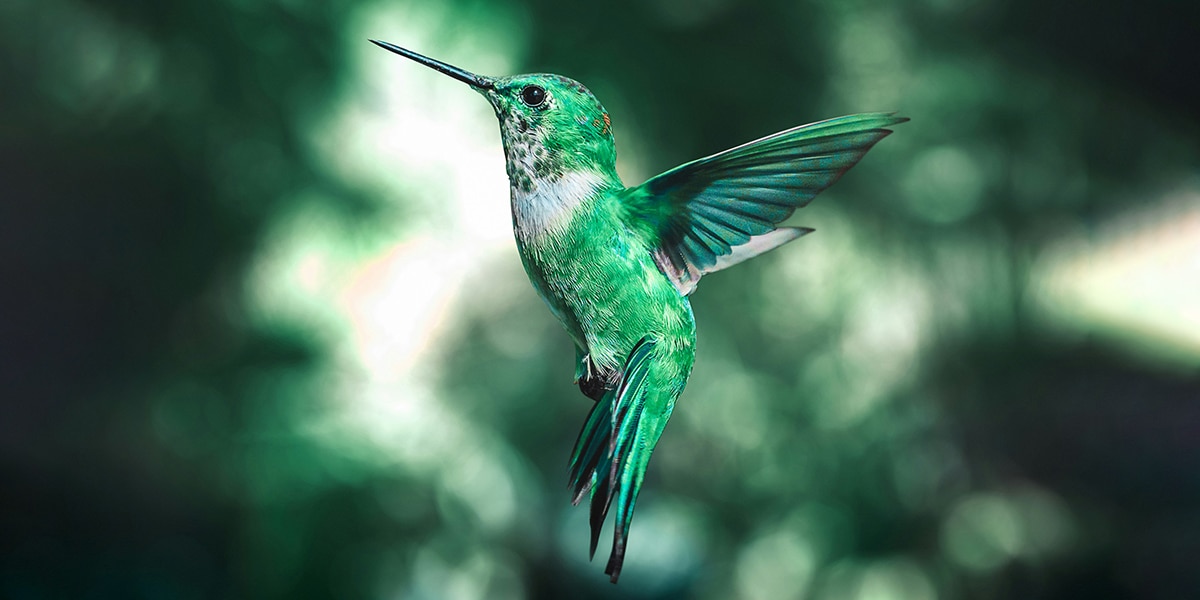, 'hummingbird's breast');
509,170,609,240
